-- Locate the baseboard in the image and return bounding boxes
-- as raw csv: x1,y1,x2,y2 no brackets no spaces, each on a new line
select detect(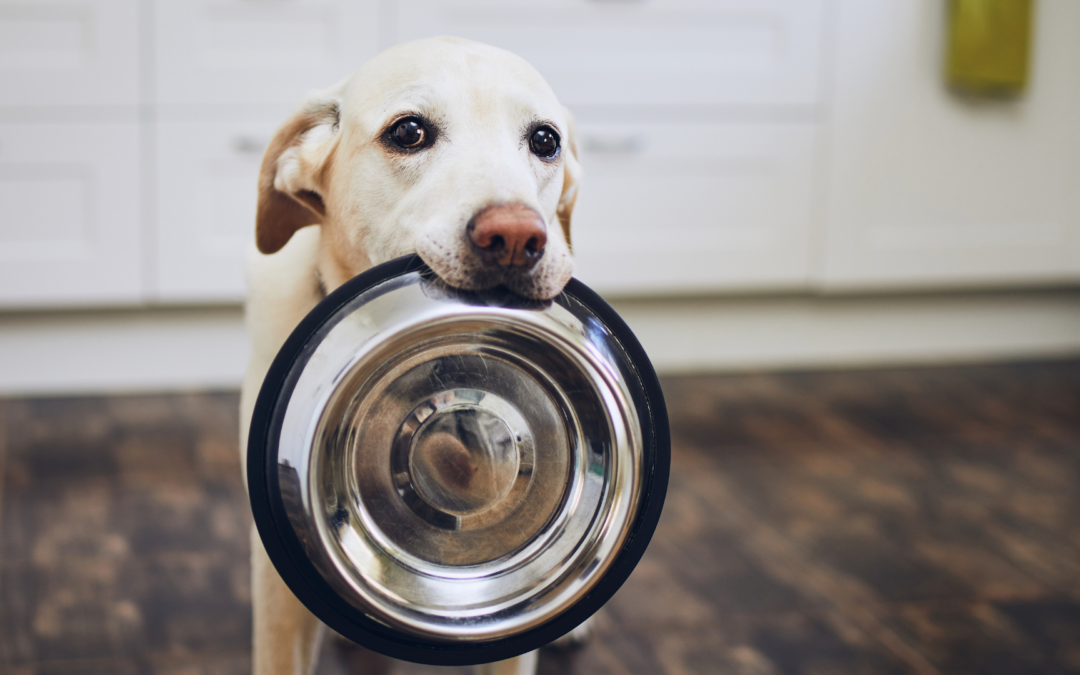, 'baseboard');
0,307,249,397
608,288,1080,373
2,289,1079,397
